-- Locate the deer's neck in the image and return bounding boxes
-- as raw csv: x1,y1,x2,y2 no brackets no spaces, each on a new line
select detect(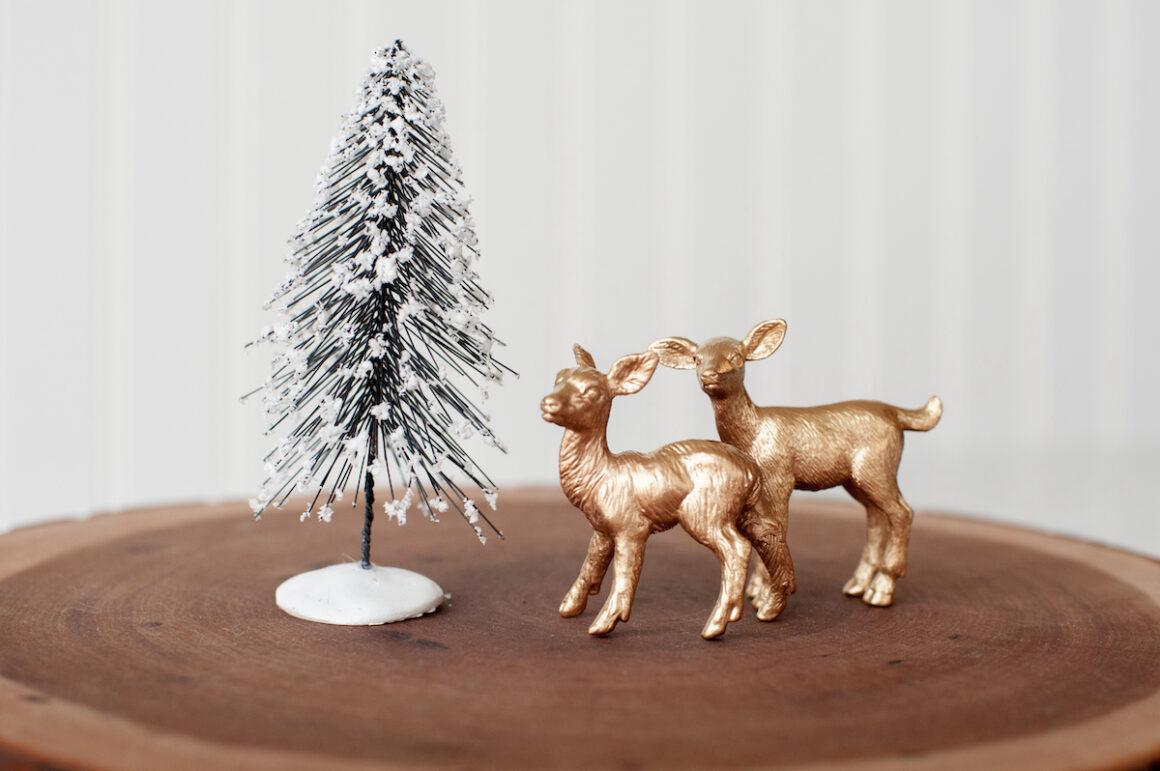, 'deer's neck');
711,389,760,448
558,422,610,513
